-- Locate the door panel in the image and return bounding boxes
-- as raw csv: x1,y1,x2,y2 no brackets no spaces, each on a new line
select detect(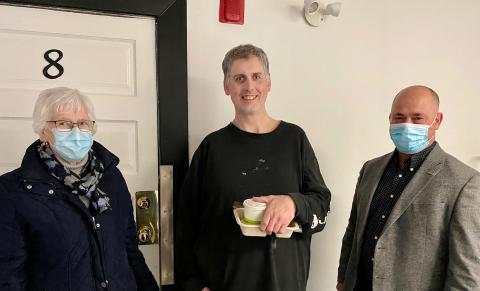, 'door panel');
0,29,136,95
0,4,160,285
